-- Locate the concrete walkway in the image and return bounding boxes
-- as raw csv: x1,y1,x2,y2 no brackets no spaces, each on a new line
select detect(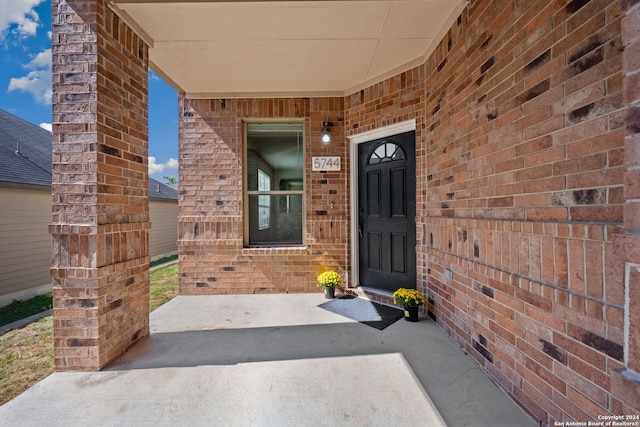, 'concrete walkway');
0,294,535,426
